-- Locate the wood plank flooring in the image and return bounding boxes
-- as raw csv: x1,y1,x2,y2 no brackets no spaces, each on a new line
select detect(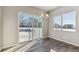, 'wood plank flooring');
26,38,79,52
